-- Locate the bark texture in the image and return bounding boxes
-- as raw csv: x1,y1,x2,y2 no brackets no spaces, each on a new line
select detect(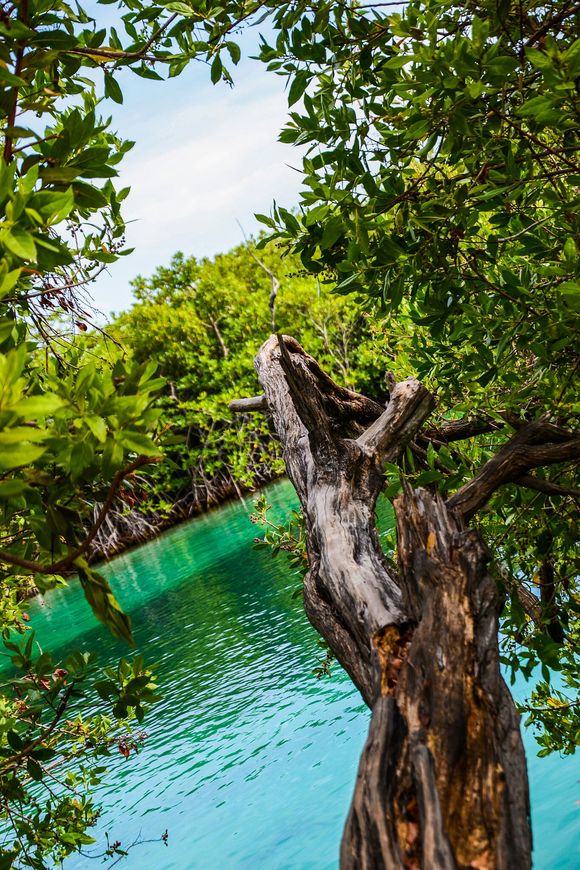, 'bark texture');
254,335,532,870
